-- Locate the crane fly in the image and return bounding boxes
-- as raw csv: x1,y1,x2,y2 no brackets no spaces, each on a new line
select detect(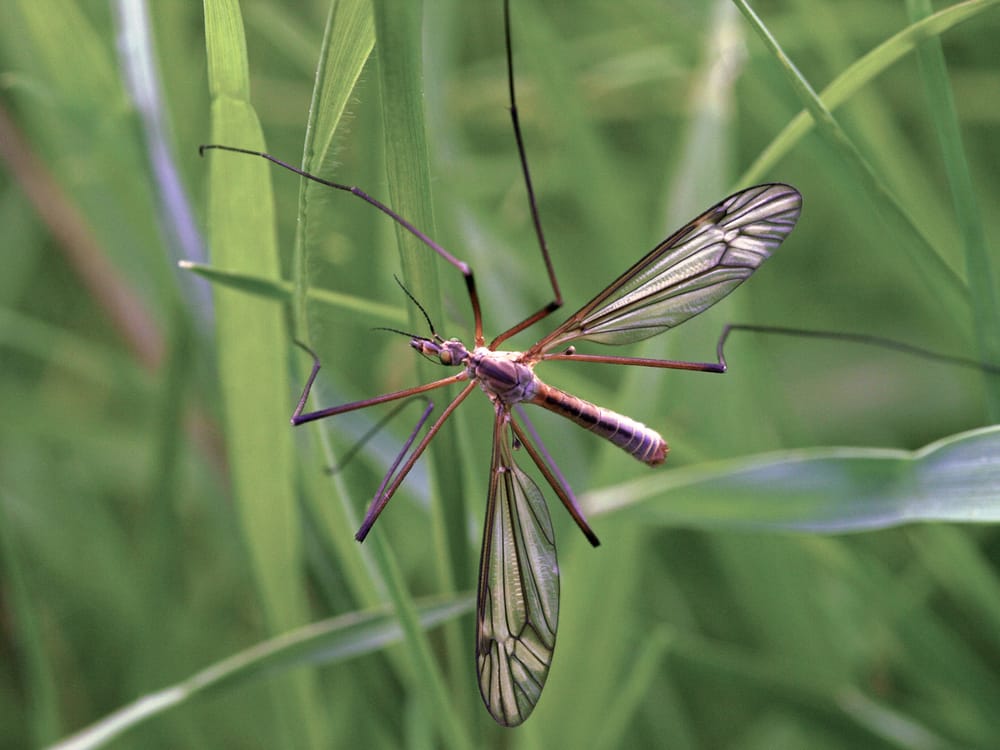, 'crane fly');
202,0,802,727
